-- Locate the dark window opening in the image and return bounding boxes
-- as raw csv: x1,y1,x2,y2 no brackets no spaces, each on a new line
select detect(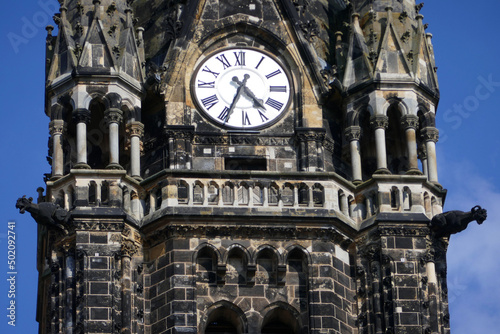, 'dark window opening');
224,157,267,171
